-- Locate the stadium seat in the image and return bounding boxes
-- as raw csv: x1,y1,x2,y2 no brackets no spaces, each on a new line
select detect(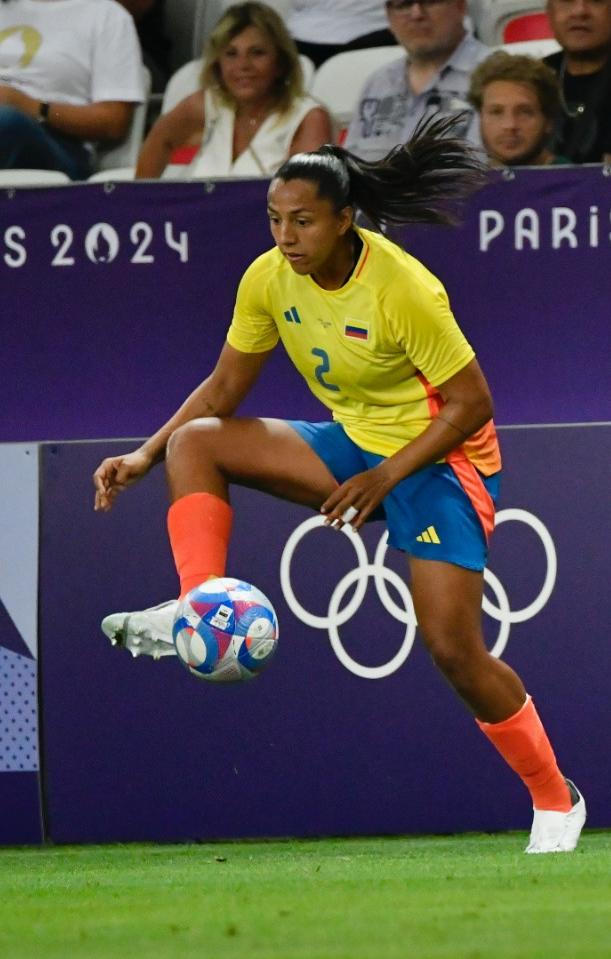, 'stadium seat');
96,67,152,173
0,169,71,186
502,12,554,42
300,54,316,92
87,167,136,182
161,59,203,115
471,1,554,45
500,38,561,57
309,45,404,131
161,54,315,116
